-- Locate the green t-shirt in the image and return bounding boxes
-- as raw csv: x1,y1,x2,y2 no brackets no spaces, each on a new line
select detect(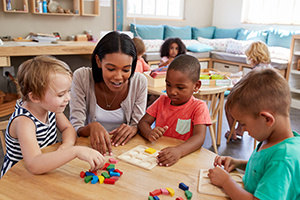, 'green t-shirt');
243,131,300,200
